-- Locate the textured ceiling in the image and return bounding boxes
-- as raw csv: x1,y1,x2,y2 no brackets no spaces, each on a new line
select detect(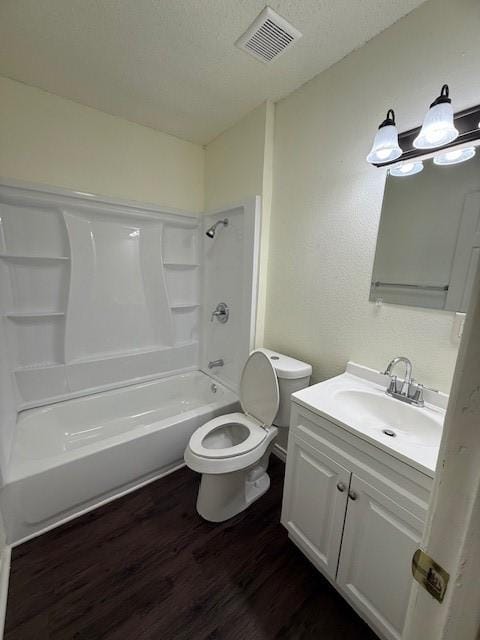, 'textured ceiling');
0,0,426,144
